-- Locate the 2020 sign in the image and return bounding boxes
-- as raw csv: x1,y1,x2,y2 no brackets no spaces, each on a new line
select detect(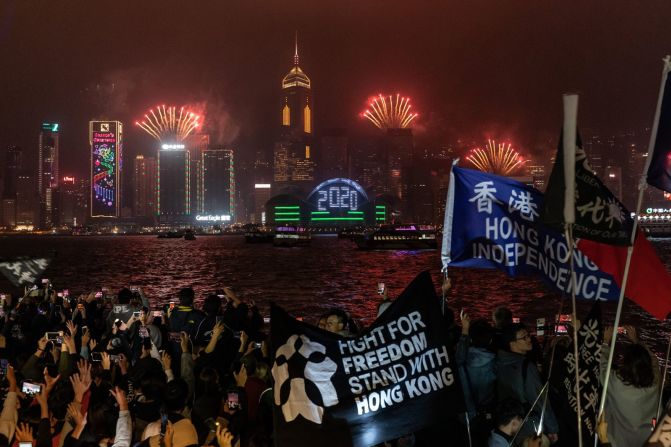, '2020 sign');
317,186,359,211
308,178,369,213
